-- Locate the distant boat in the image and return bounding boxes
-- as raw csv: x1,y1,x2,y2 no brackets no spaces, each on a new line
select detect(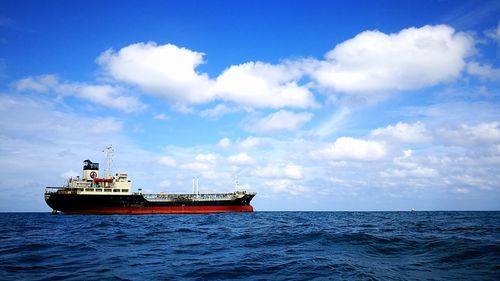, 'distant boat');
44,146,256,214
